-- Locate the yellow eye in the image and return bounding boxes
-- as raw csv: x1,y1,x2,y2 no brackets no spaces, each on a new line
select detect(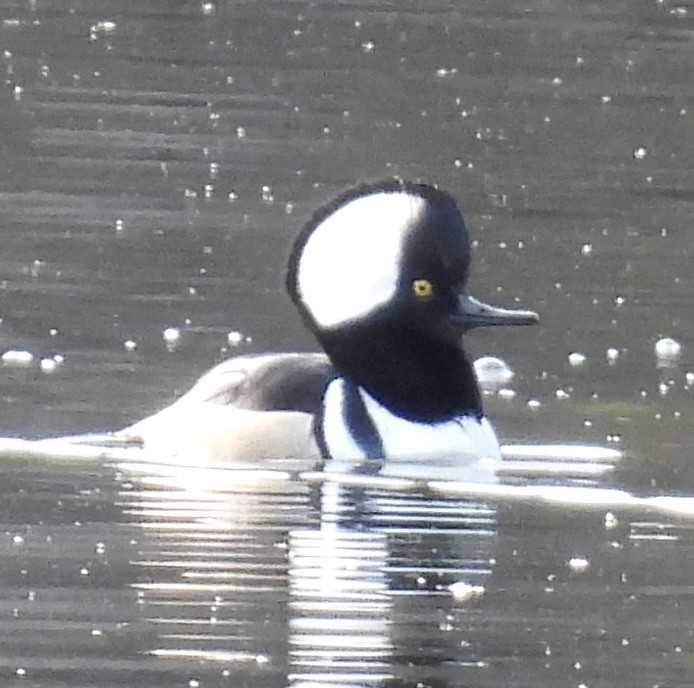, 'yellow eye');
412,279,434,299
